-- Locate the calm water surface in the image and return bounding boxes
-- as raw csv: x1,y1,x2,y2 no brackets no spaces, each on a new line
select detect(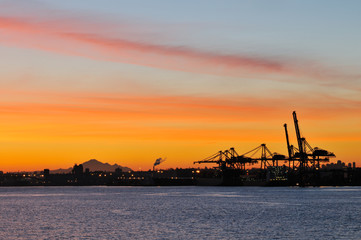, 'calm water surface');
0,186,360,239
